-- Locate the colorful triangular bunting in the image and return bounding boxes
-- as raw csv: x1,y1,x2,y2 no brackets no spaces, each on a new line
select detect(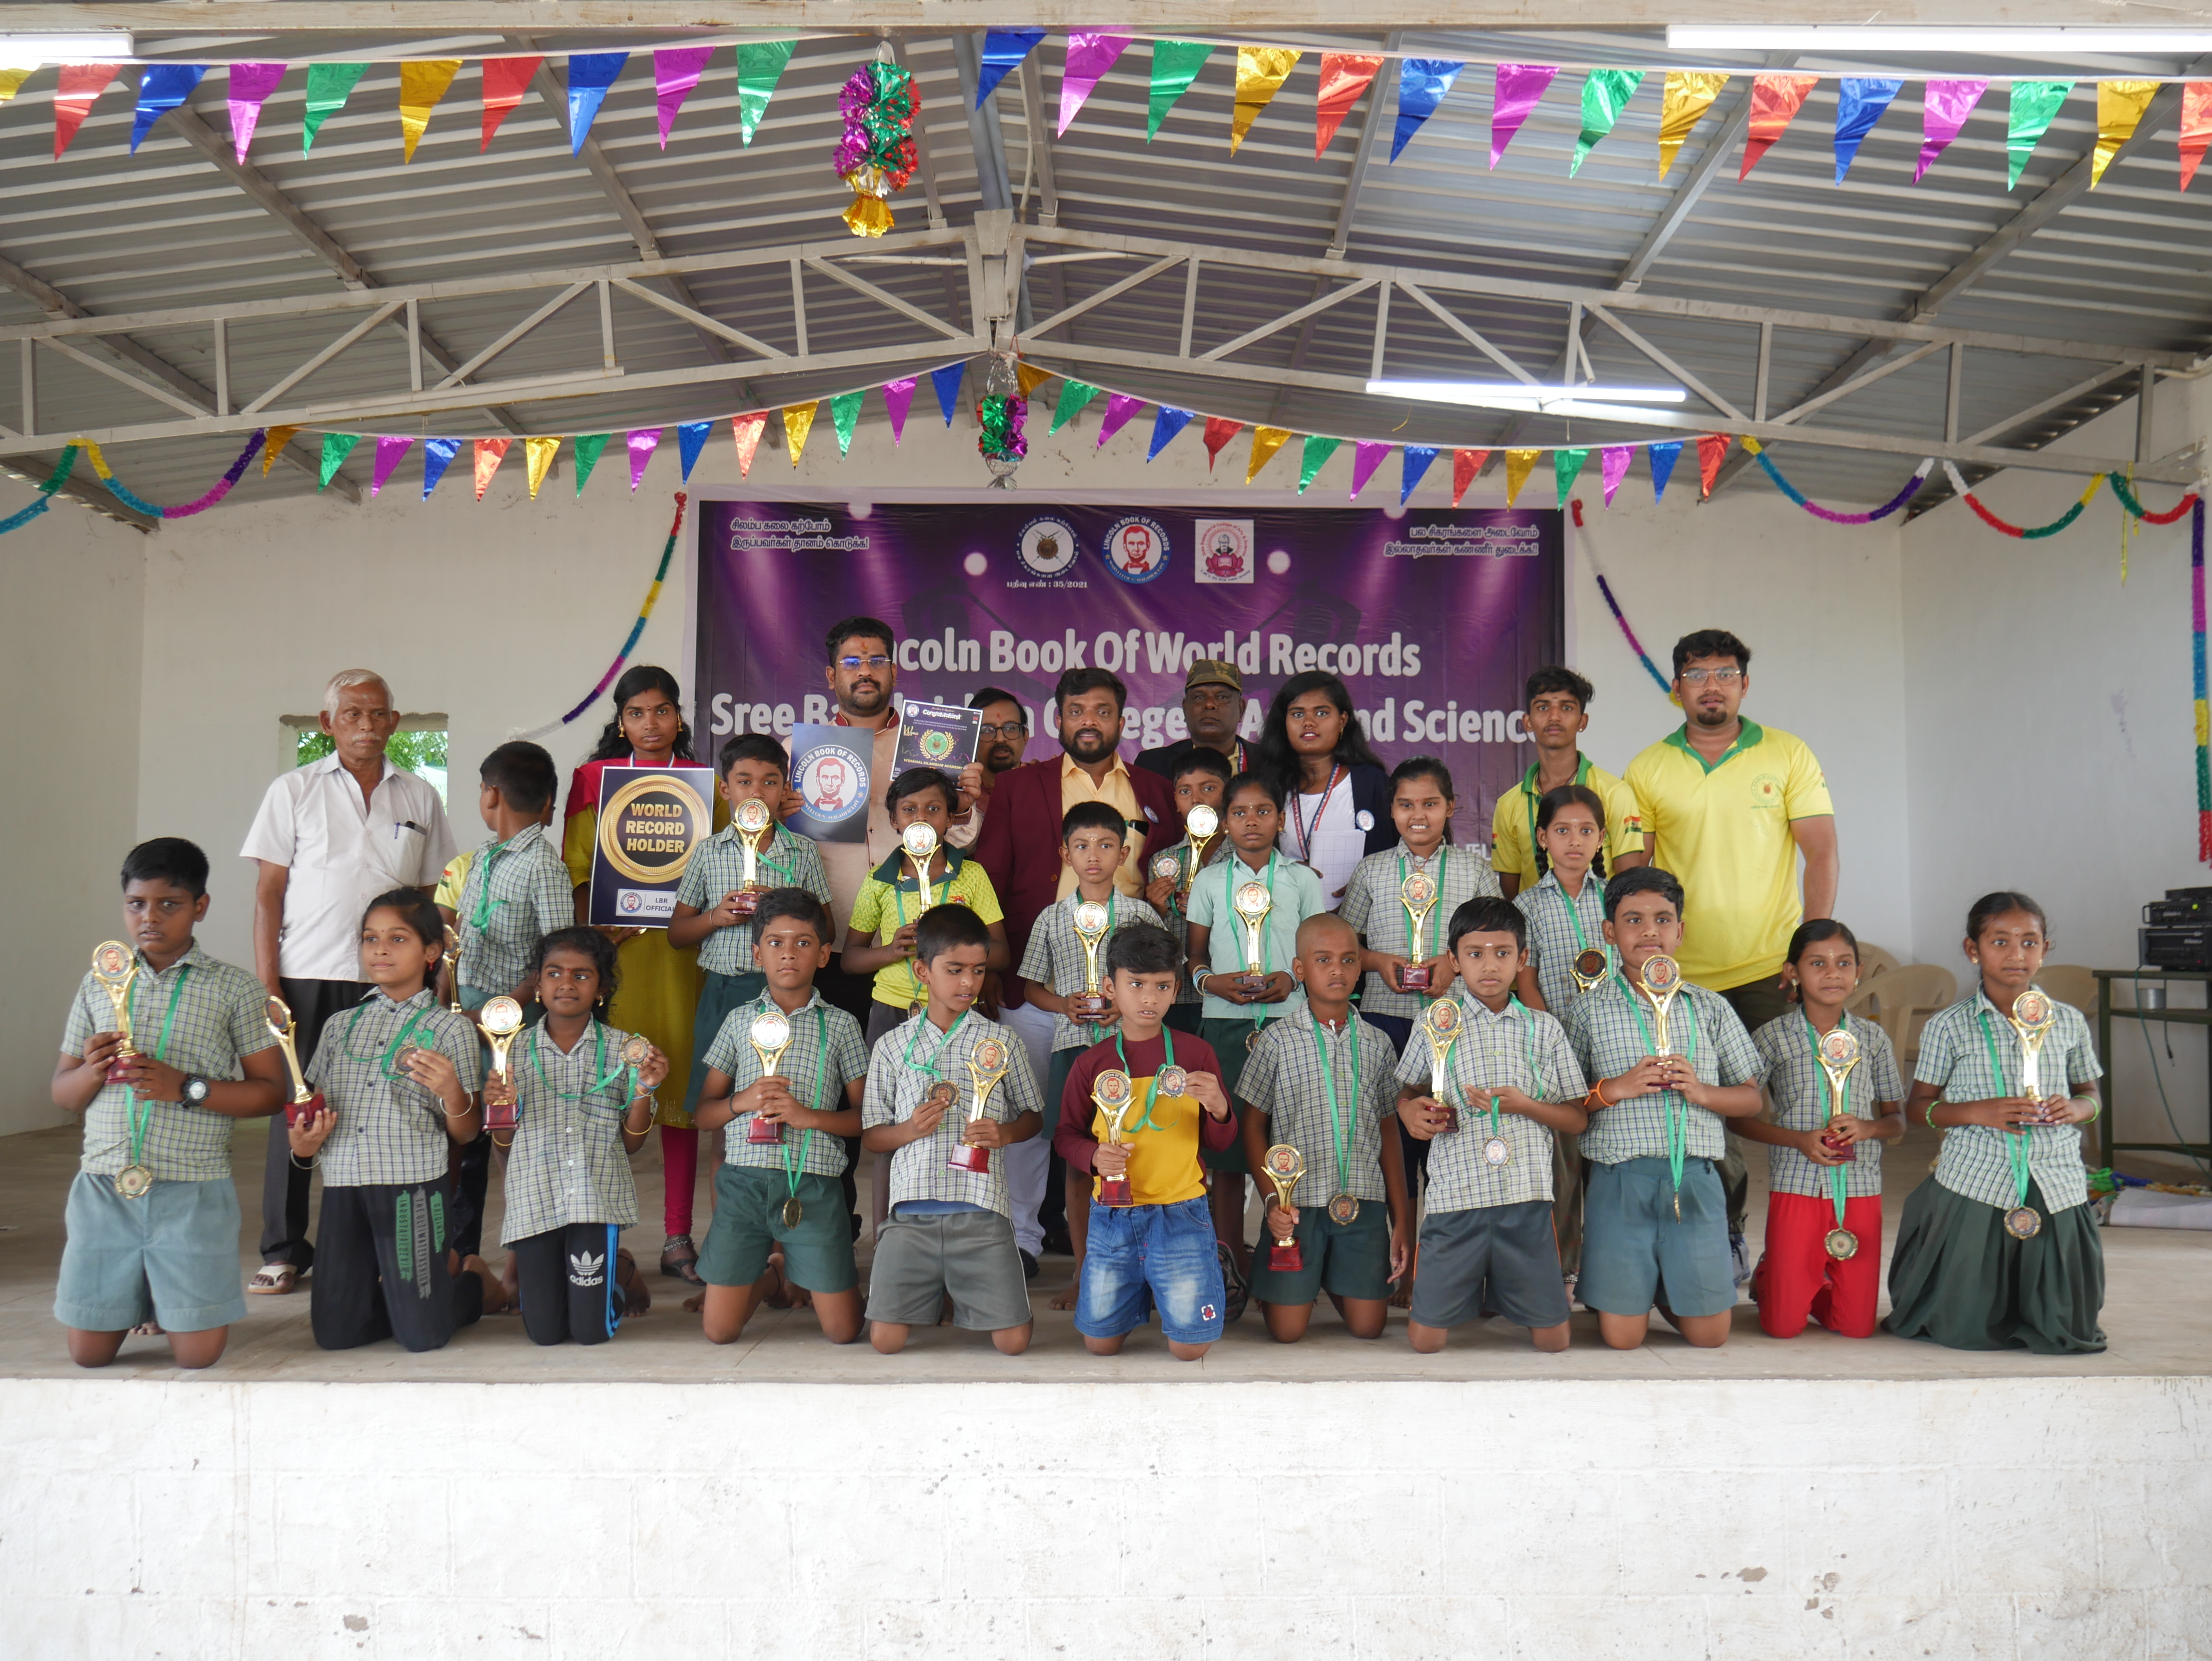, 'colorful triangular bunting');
131,64,206,153
421,436,461,499
1915,78,1988,182
1231,48,1300,156
781,402,817,467
1316,53,1383,157
370,435,412,497
1202,417,1244,471
737,41,796,145
676,421,711,479
1147,405,1195,459
1502,449,1538,506
481,57,541,150
1658,72,1727,178
1649,440,1682,501
1834,79,1903,184
931,362,966,425
1399,444,1438,505
2006,80,2071,188
317,432,361,490
1600,445,1632,505
1050,379,1100,434
975,30,1045,106
261,426,299,477
883,377,917,444
1740,73,1817,179
1393,59,1464,161
1571,69,1642,176
473,437,510,500
1097,392,1145,448
398,59,461,162
1060,33,1132,134
54,65,120,158
567,53,627,152
1452,448,1490,506
573,433,610,494
1247,425,1292,482
2183,83,2212,192
2094,79,2158,186
1491,63,1557,168
1147,42,1212,139
731,412,767,476
227,63,285,161
301,63,368,155
1554,447,1590,503
626,427,662,489
1297,434,1341,494
1697,434,1733,497
654,46,714,148
830,390,864,455
525,435,559,499
1350,440,1388,500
